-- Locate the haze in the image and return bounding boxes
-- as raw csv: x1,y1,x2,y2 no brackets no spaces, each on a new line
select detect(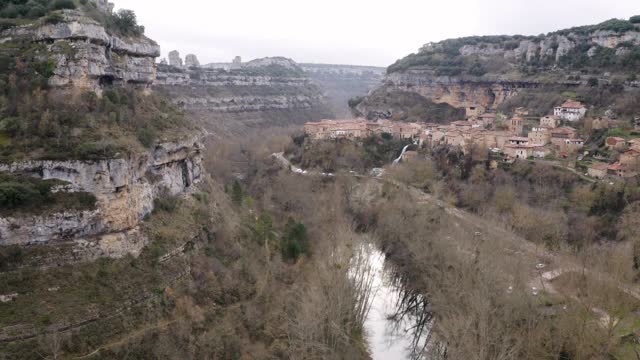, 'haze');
119,0,639,67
